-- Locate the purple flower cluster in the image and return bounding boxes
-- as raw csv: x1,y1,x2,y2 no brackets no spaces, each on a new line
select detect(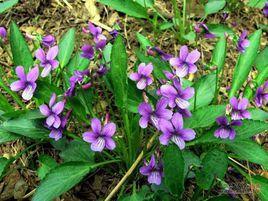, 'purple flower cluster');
214,97,250,140
237,30,250,53
147,46,172,61
39,93,66,141
194,22,215,39
42,35,55,47
140,155,163,185
263,2,268,17
83,118,116,152
0,27,7,42
254,81,268,107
